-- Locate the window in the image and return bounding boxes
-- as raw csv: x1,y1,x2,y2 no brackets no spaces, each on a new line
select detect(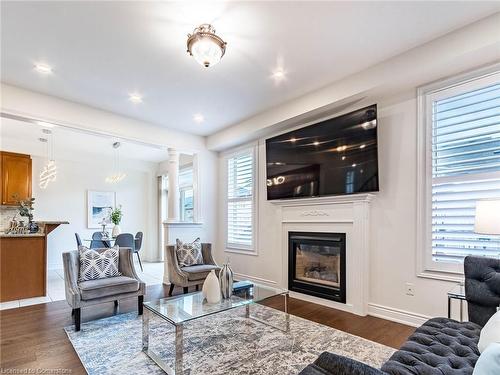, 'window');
225,148,256,252
179,166,194,222
418,67,500,276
